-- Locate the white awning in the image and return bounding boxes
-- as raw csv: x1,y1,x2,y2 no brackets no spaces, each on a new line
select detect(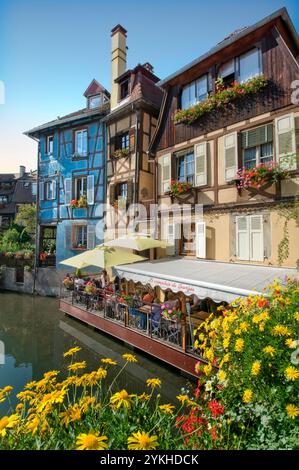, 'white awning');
114,258,297,303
